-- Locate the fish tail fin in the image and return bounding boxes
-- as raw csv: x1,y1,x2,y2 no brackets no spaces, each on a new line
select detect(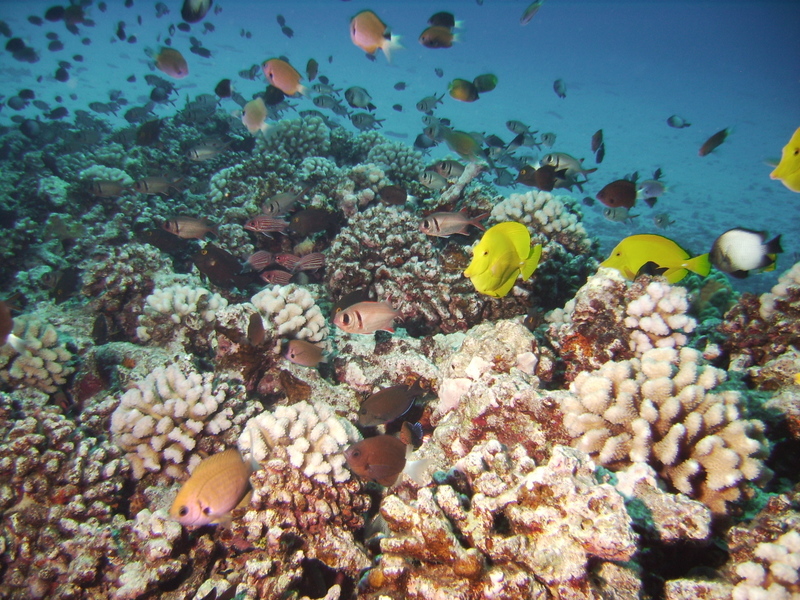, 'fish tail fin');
763,256,778,272
685,253,711,277
298,84,309,97
452,32,462,44
765,234,783,255
382,34,403,63
470,212,490,231
582,167,598,175
520,244,543,281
